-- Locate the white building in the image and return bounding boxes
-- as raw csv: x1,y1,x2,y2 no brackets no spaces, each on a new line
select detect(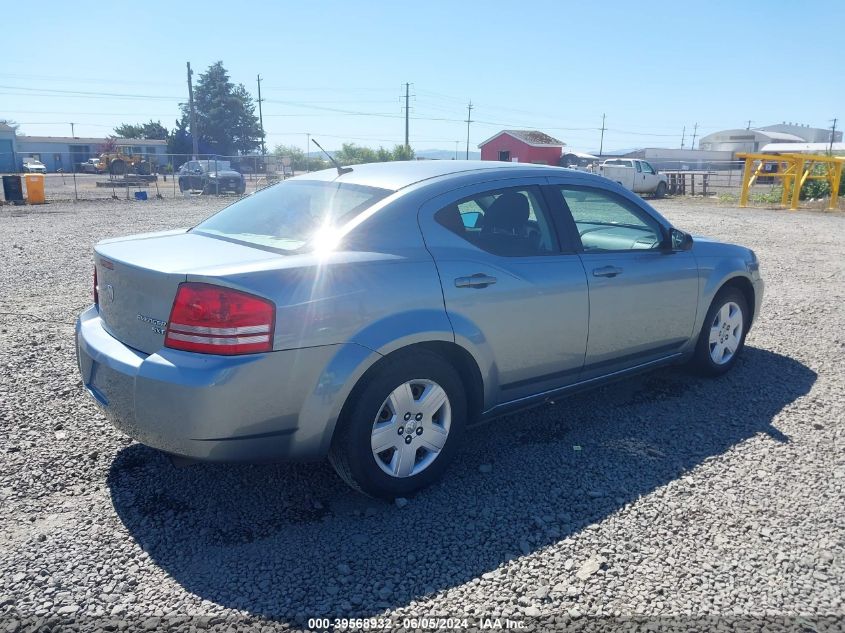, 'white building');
699,123,841,155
